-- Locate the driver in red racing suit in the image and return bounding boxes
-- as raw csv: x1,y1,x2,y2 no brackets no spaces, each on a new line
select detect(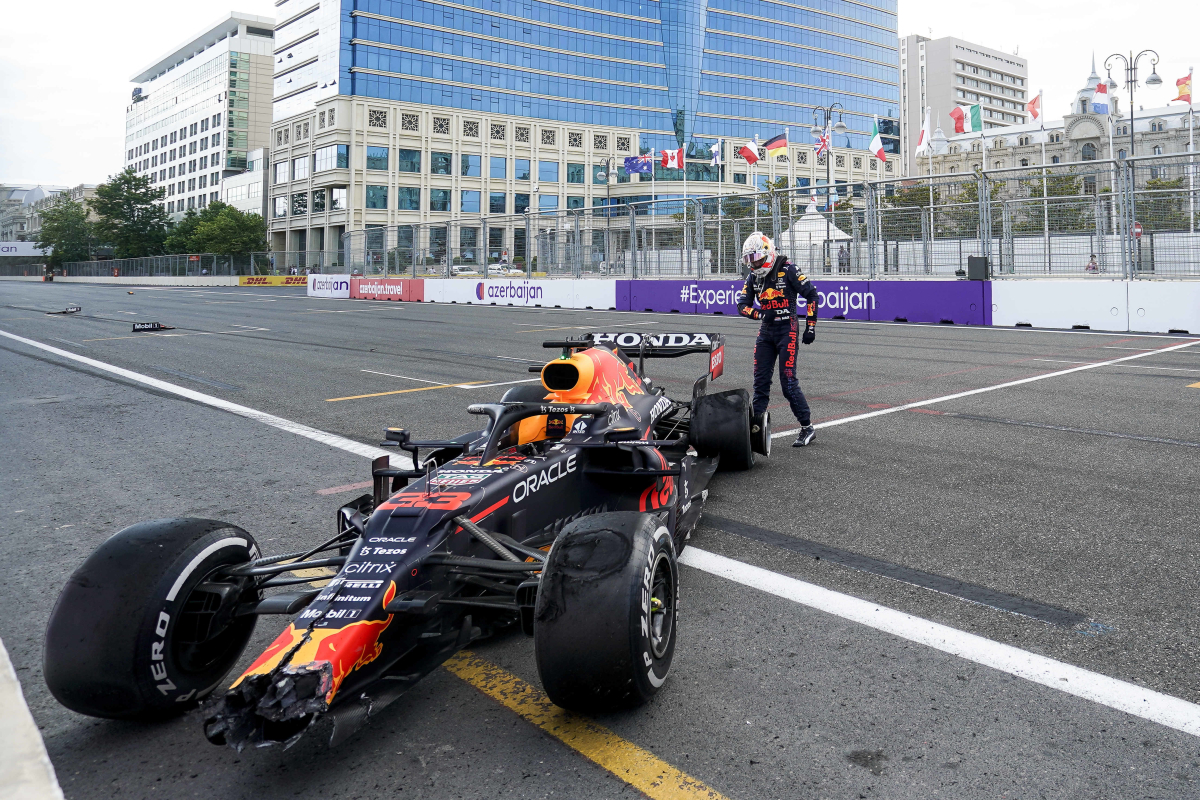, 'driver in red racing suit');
735,232,819,447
